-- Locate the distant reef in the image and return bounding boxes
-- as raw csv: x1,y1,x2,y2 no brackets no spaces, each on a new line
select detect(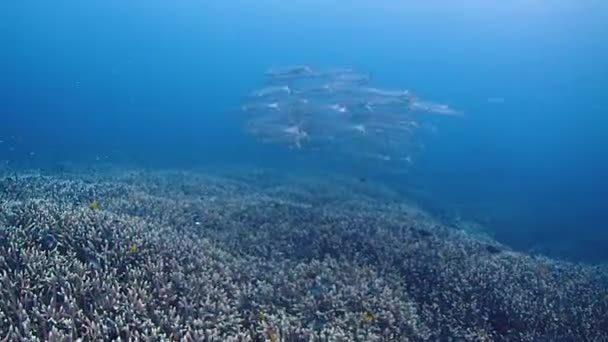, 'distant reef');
0,168,606,341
